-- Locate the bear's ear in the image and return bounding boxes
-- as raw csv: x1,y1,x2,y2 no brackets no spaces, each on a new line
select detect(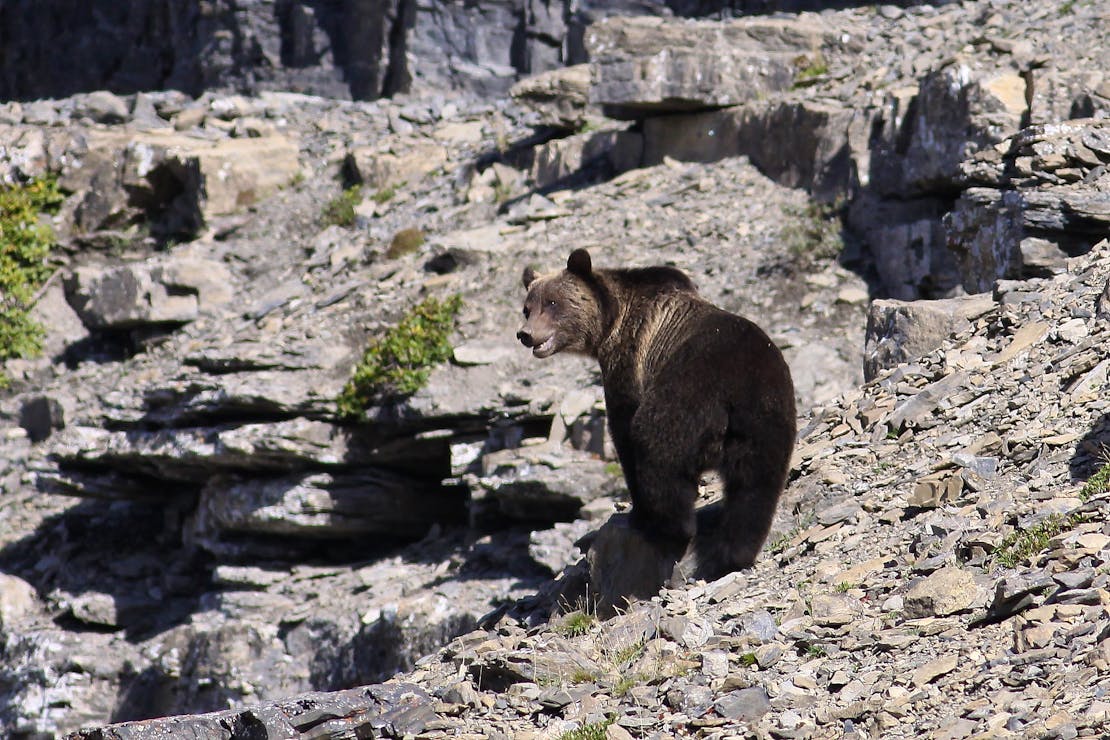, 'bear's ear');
567,248,592,277
522,266,537,289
